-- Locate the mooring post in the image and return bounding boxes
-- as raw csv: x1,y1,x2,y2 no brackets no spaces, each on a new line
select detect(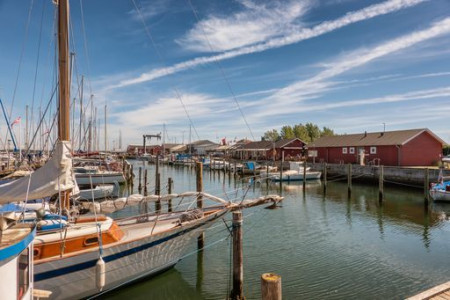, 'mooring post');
379,165,384,203
266,164,269,186
424,168,429,203
138,167,142,193
323,163,327,194
196,162,204,249
261,273,282,300
168,177,173,212
231,210,244,300
234,161,237,177
143,169,148,196
347,163,352,198
130,164,134,193
303,158,307,190
155,157,161,212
